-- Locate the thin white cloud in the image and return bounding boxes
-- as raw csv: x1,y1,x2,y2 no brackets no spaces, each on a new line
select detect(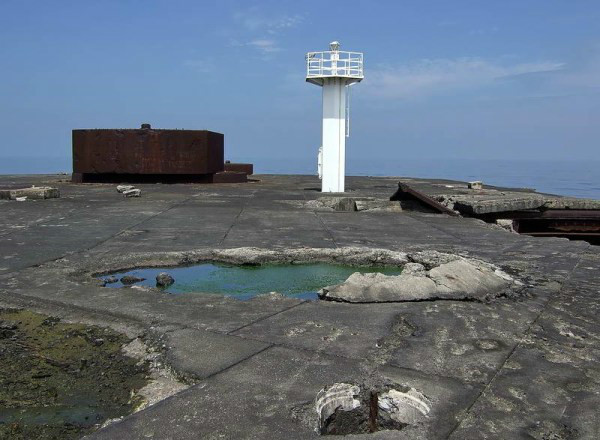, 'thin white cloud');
247,39,281,54
231,8,303,56
233,9,303,34
365,58,565,99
